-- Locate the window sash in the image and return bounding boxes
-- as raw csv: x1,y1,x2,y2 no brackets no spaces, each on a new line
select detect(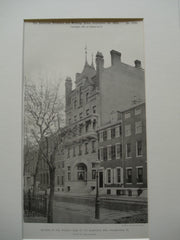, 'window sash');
111,145,116,159
137,141,143,156
107,169,111,183
117,168,121,183
137,167,143,182
107,145,112,160
135,121,142,134
126,143,131,158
